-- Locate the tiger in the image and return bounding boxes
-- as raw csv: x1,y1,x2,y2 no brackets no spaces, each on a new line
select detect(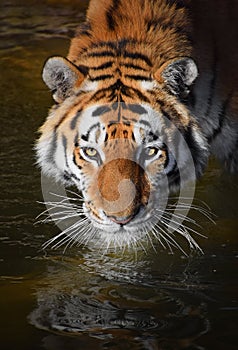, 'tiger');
36,0,238,251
